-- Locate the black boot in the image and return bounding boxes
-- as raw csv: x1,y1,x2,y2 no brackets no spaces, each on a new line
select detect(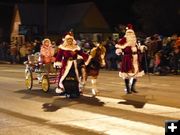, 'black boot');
125,79,131,94
131,79,138,93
